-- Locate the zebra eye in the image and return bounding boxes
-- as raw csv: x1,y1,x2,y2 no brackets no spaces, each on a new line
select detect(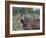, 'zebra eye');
21,19,24,23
